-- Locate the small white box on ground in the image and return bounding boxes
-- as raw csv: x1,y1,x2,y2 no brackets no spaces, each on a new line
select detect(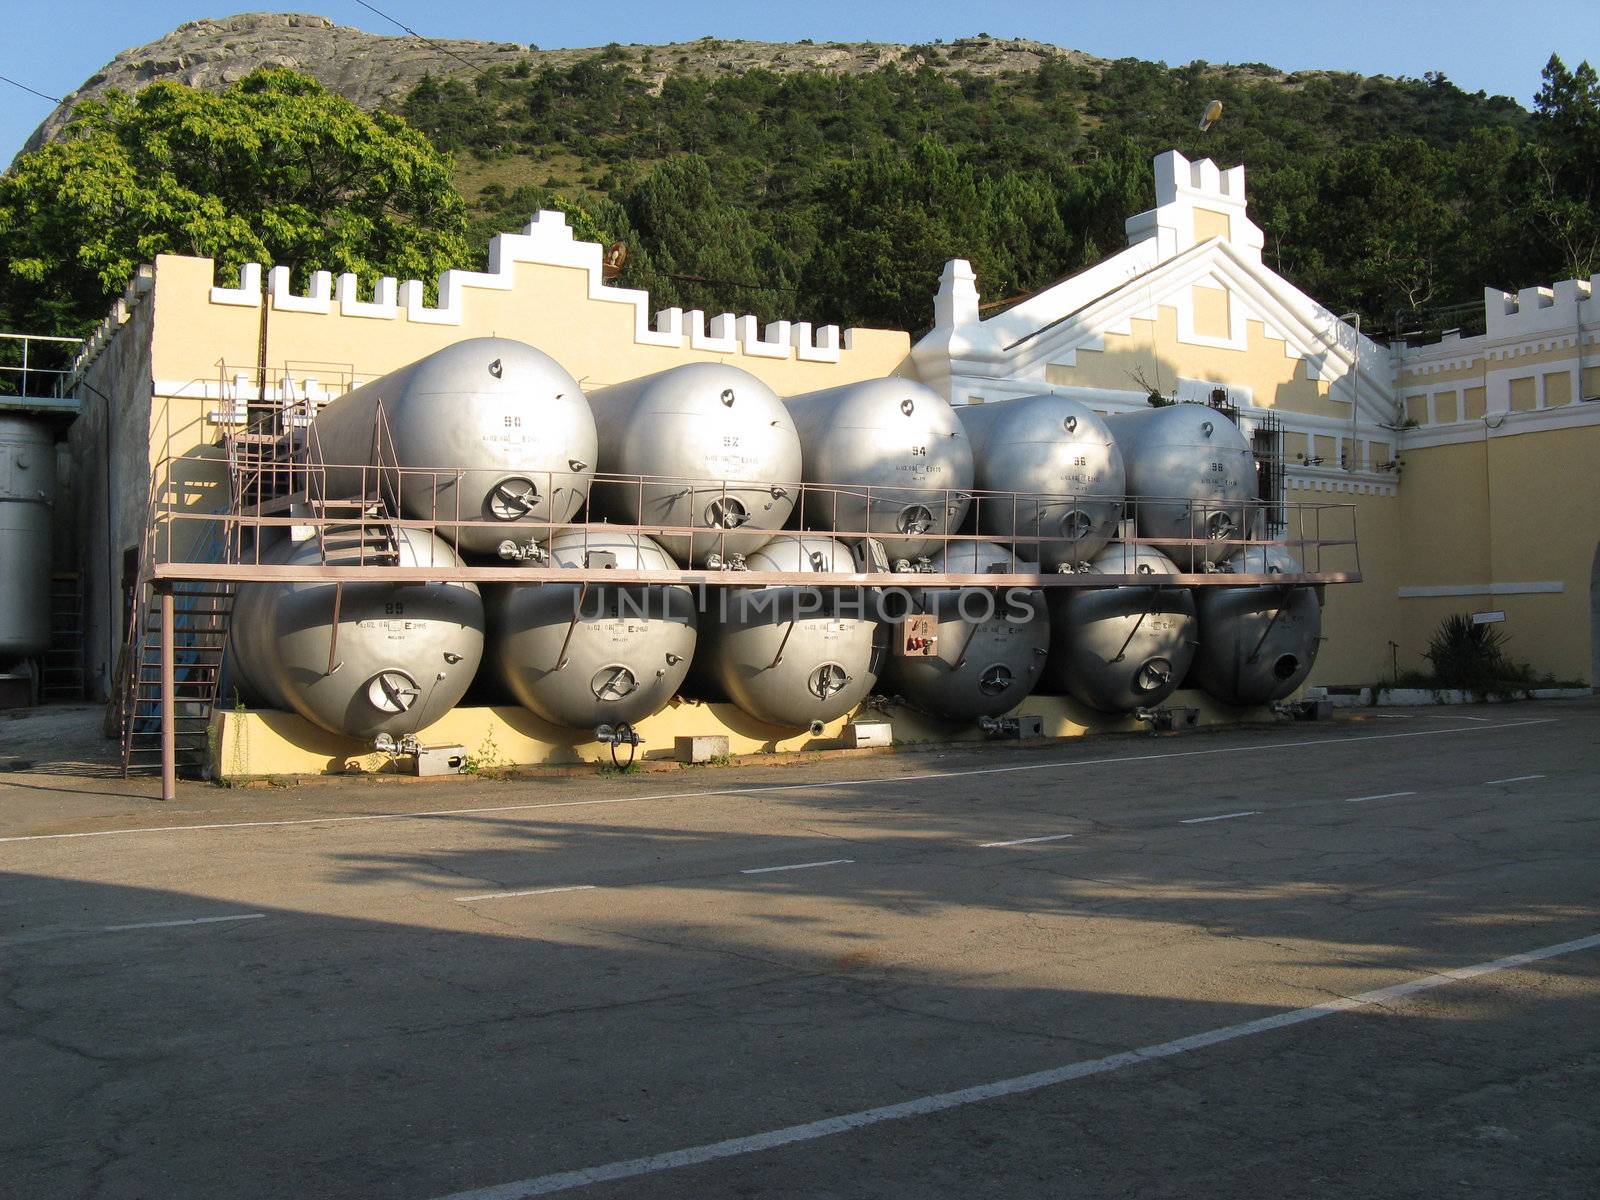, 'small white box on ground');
844,722,894,748
675,735,730,764
414,745,468,776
